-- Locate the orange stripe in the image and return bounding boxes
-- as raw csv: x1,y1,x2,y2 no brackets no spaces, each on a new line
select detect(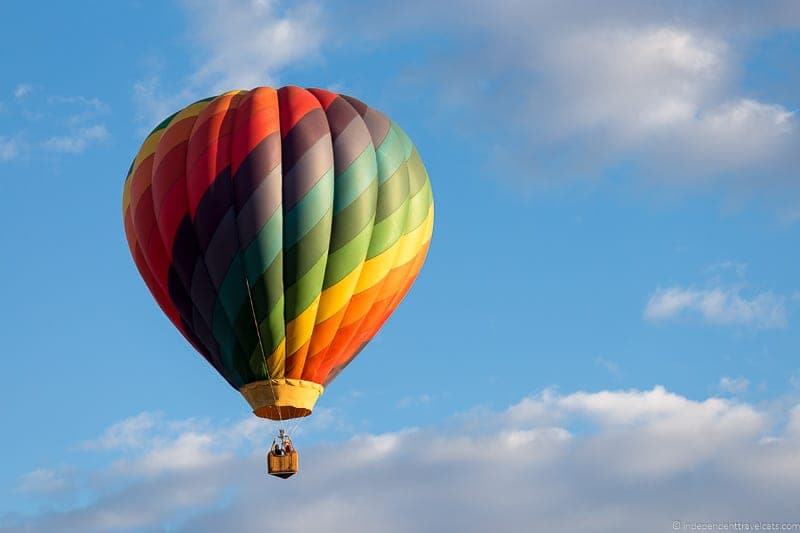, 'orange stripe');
317,242,431,383
300,306,349,381
152,117,195,174
278,86,320,135
284,339,311,379
315,320,361,382
357,241,431,348
186,96,242,215
231,87,280,174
